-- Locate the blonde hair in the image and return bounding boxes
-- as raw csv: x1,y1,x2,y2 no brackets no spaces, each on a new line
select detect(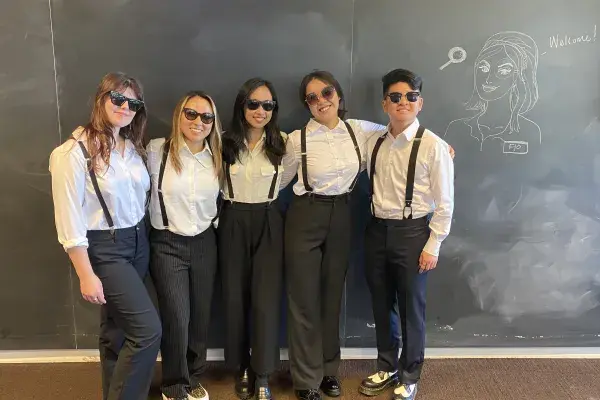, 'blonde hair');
168,91,223,181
